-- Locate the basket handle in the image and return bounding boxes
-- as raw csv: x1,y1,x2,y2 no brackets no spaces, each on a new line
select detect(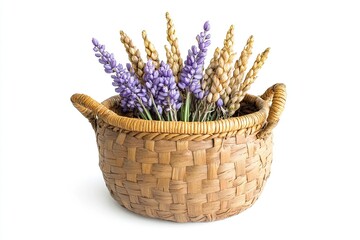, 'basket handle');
70,93,115,131
257,83,287,138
